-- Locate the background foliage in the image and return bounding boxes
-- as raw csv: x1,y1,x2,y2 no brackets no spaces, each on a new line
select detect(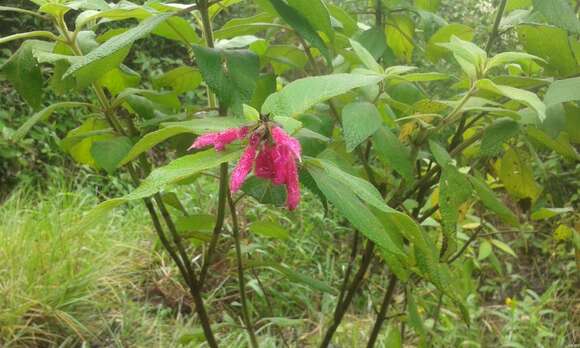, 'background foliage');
1,0,579,347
